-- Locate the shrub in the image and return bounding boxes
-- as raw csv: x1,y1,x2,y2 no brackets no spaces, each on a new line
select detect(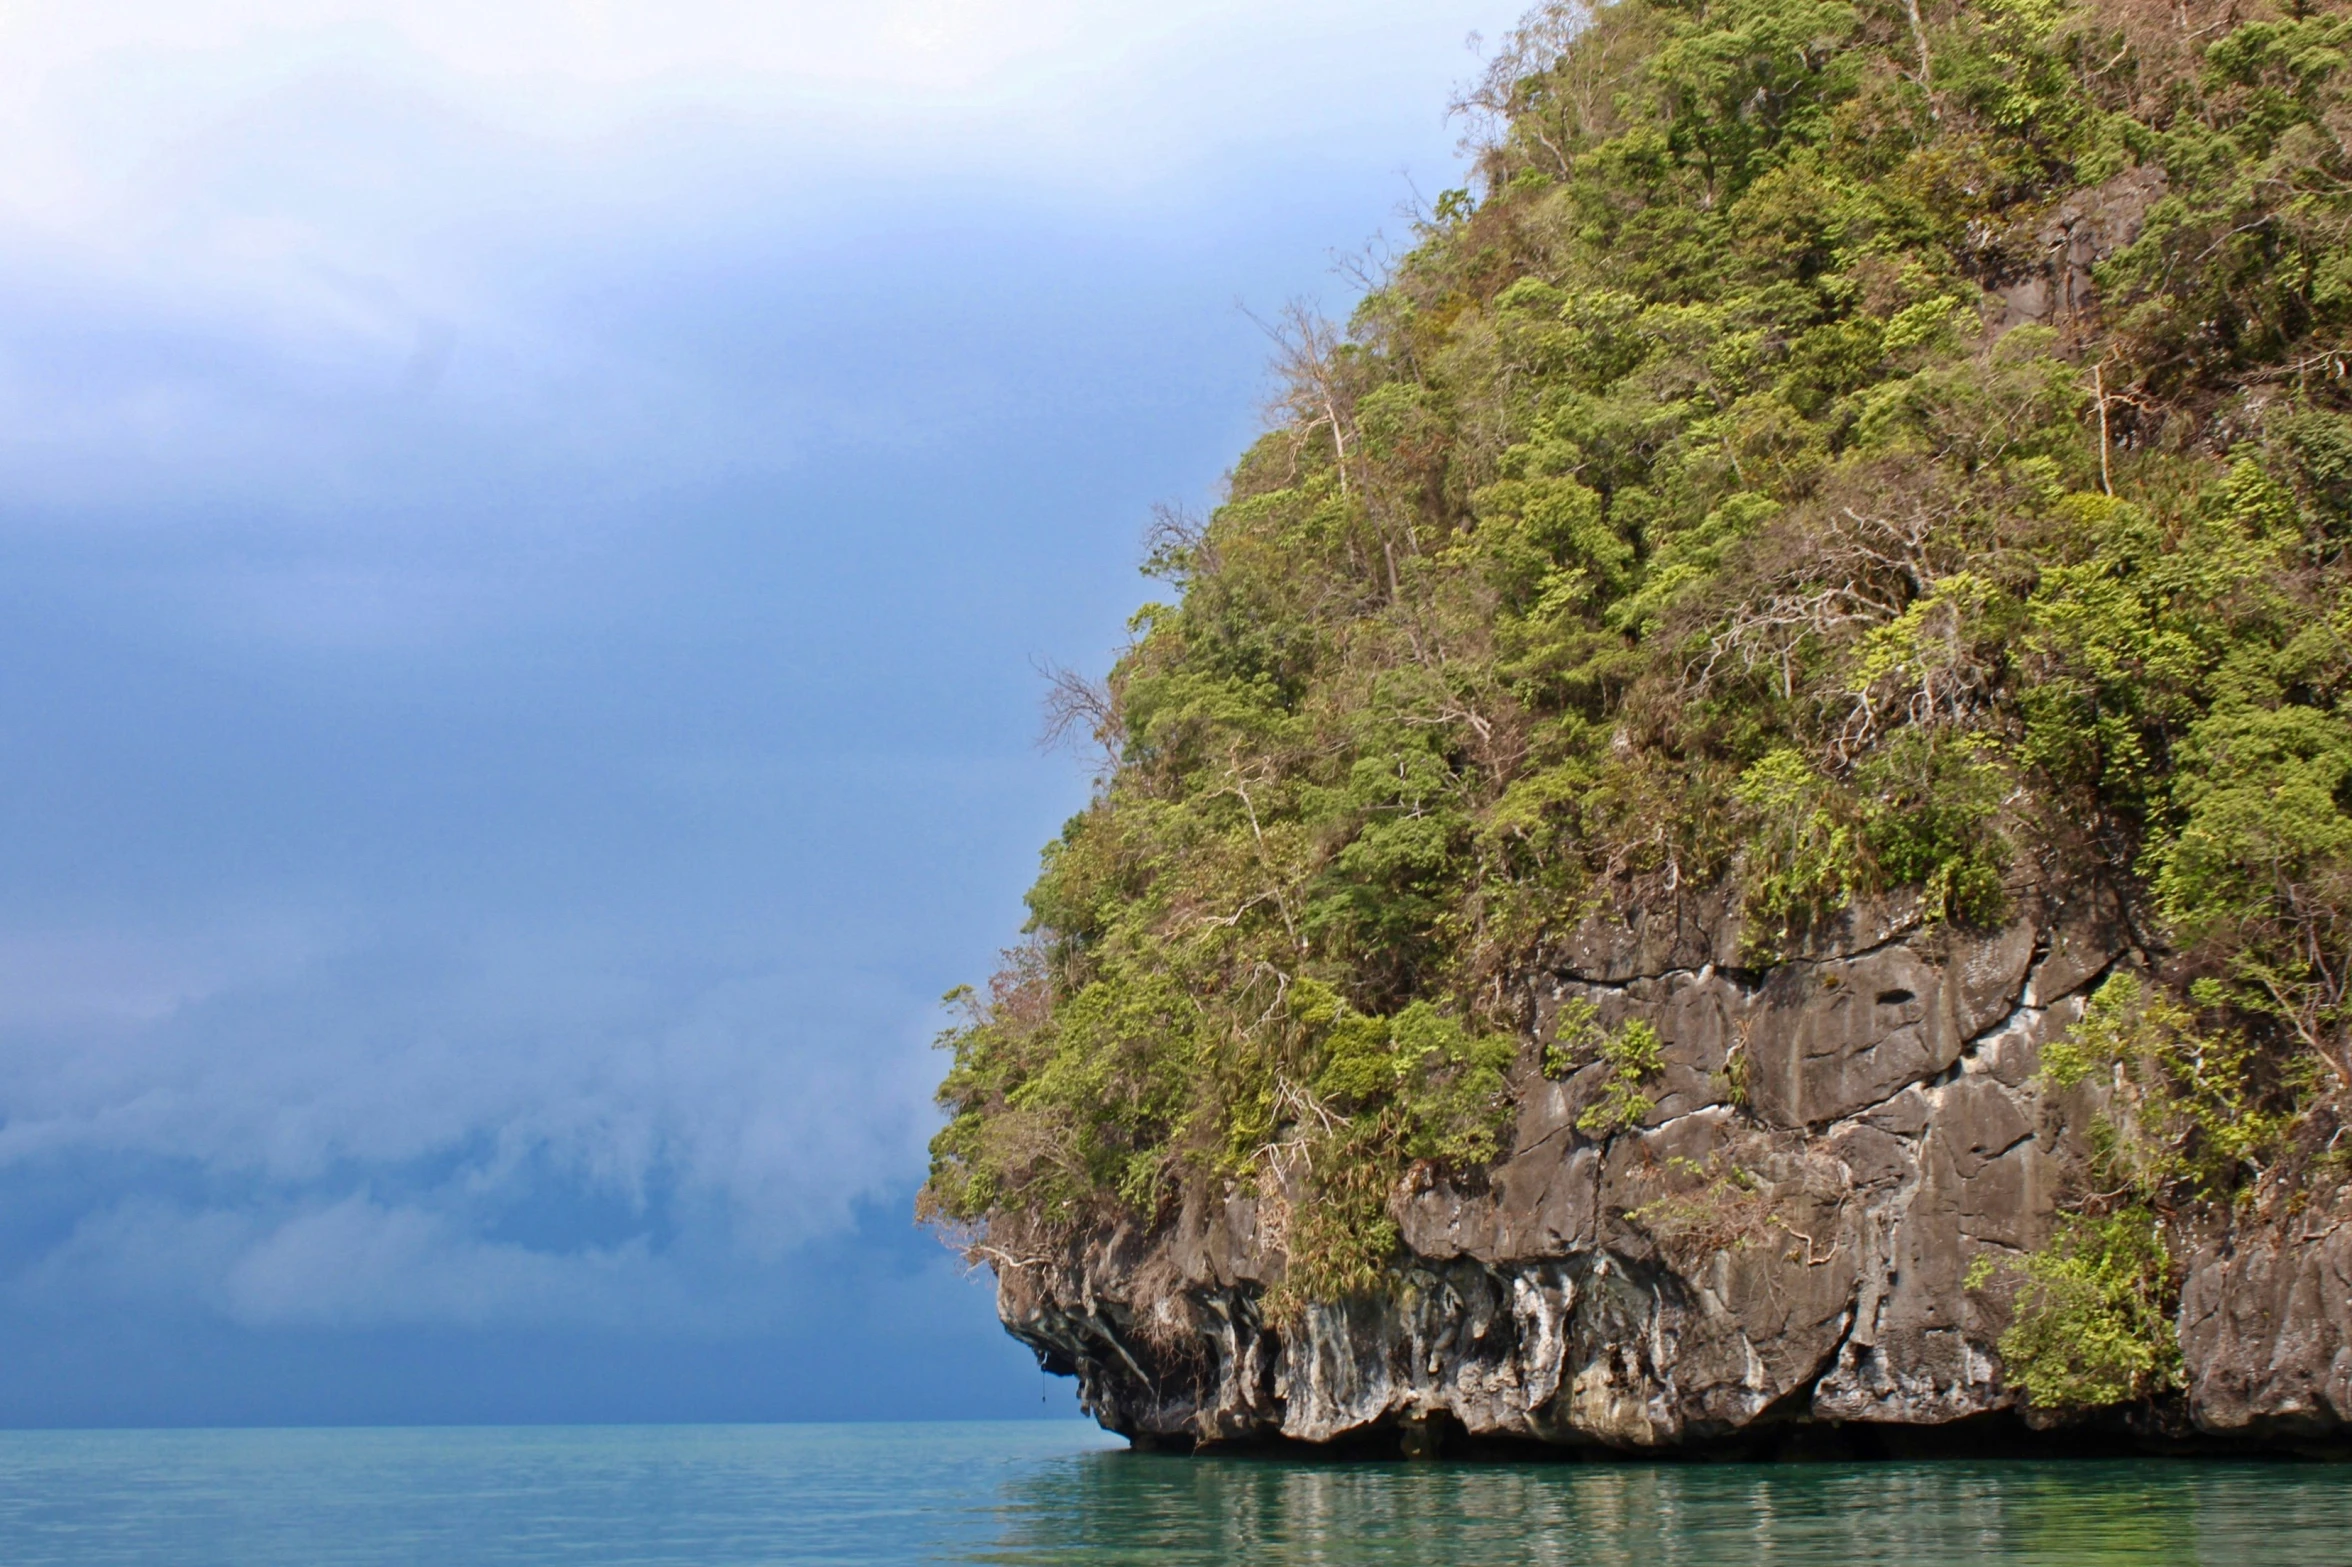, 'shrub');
1971,1209,2181,1411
